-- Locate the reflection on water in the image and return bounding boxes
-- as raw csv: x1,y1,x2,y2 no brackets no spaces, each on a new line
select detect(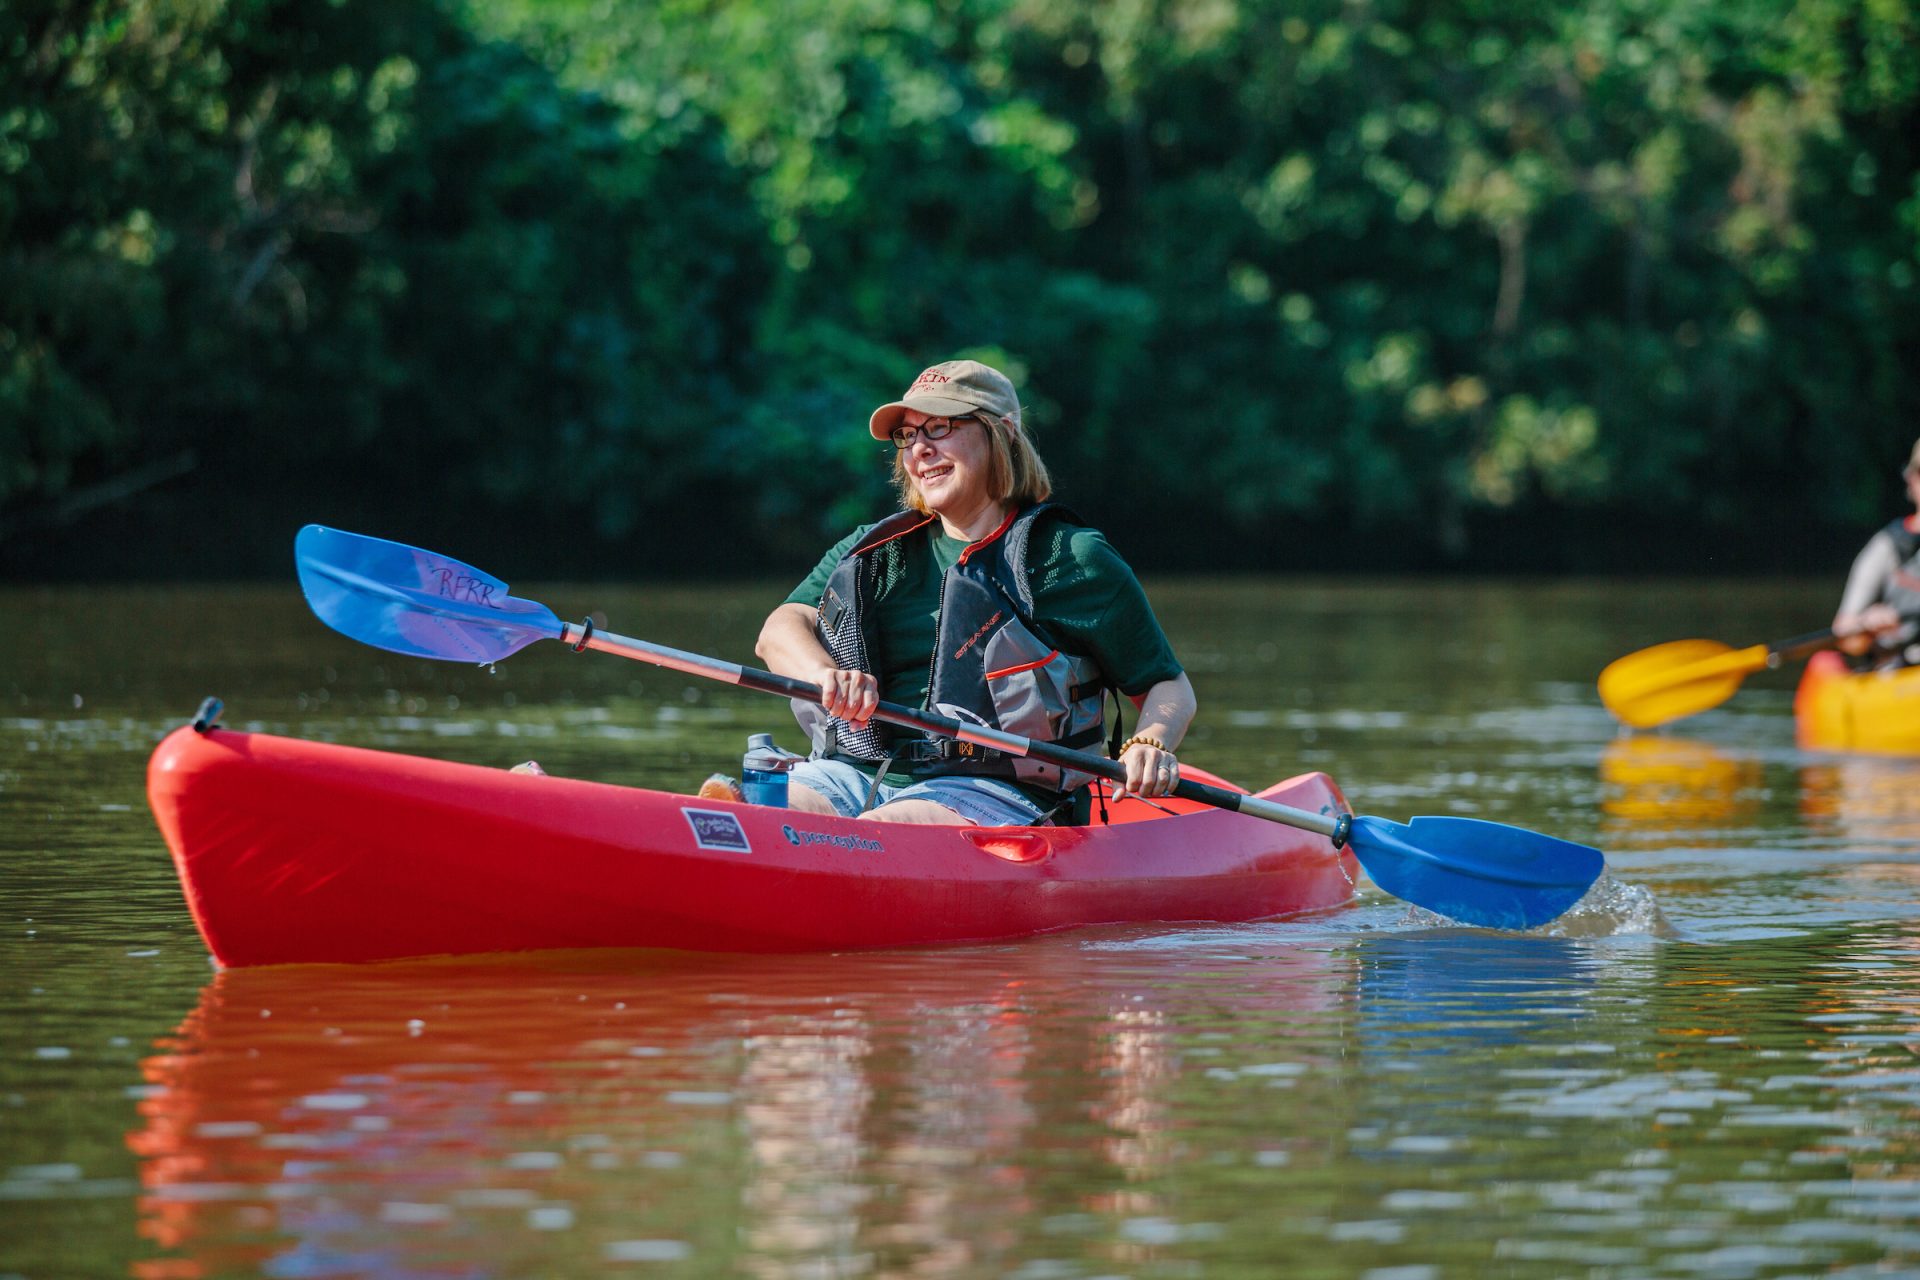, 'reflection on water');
113,924,1920,1278
125,942,1354,1277
1355,932,1602,1046
1595,734,1920,940
1600,736,1765,827
1801,756,1920,847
